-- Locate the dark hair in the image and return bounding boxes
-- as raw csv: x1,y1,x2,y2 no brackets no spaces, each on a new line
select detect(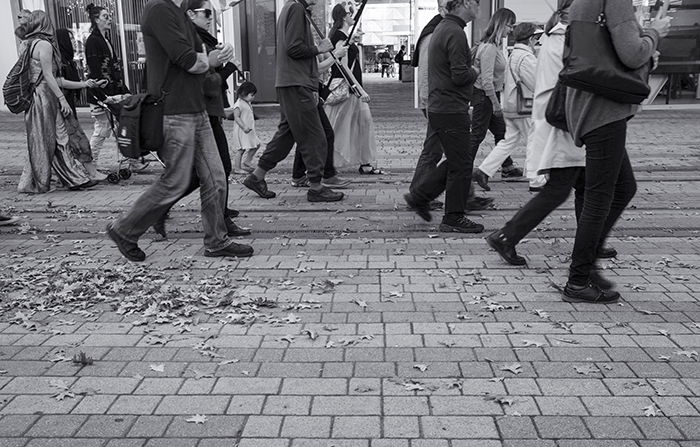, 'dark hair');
14,25,27,40
512,22,540,43
481,8,516,45
444,0,464,13
237,81,257,97
182,0,207,13
545,0,574,35
85,3,106,32
329,3,349,41
56,28,74,62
